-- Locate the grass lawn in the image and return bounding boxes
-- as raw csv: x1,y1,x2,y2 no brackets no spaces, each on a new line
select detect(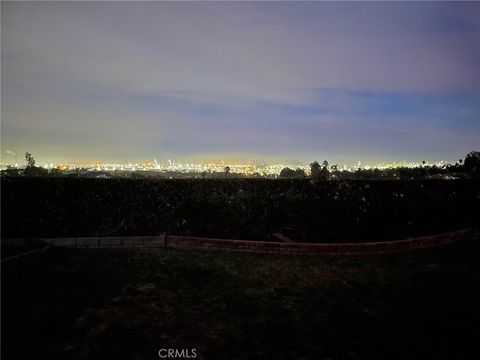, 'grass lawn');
2,240,480,360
